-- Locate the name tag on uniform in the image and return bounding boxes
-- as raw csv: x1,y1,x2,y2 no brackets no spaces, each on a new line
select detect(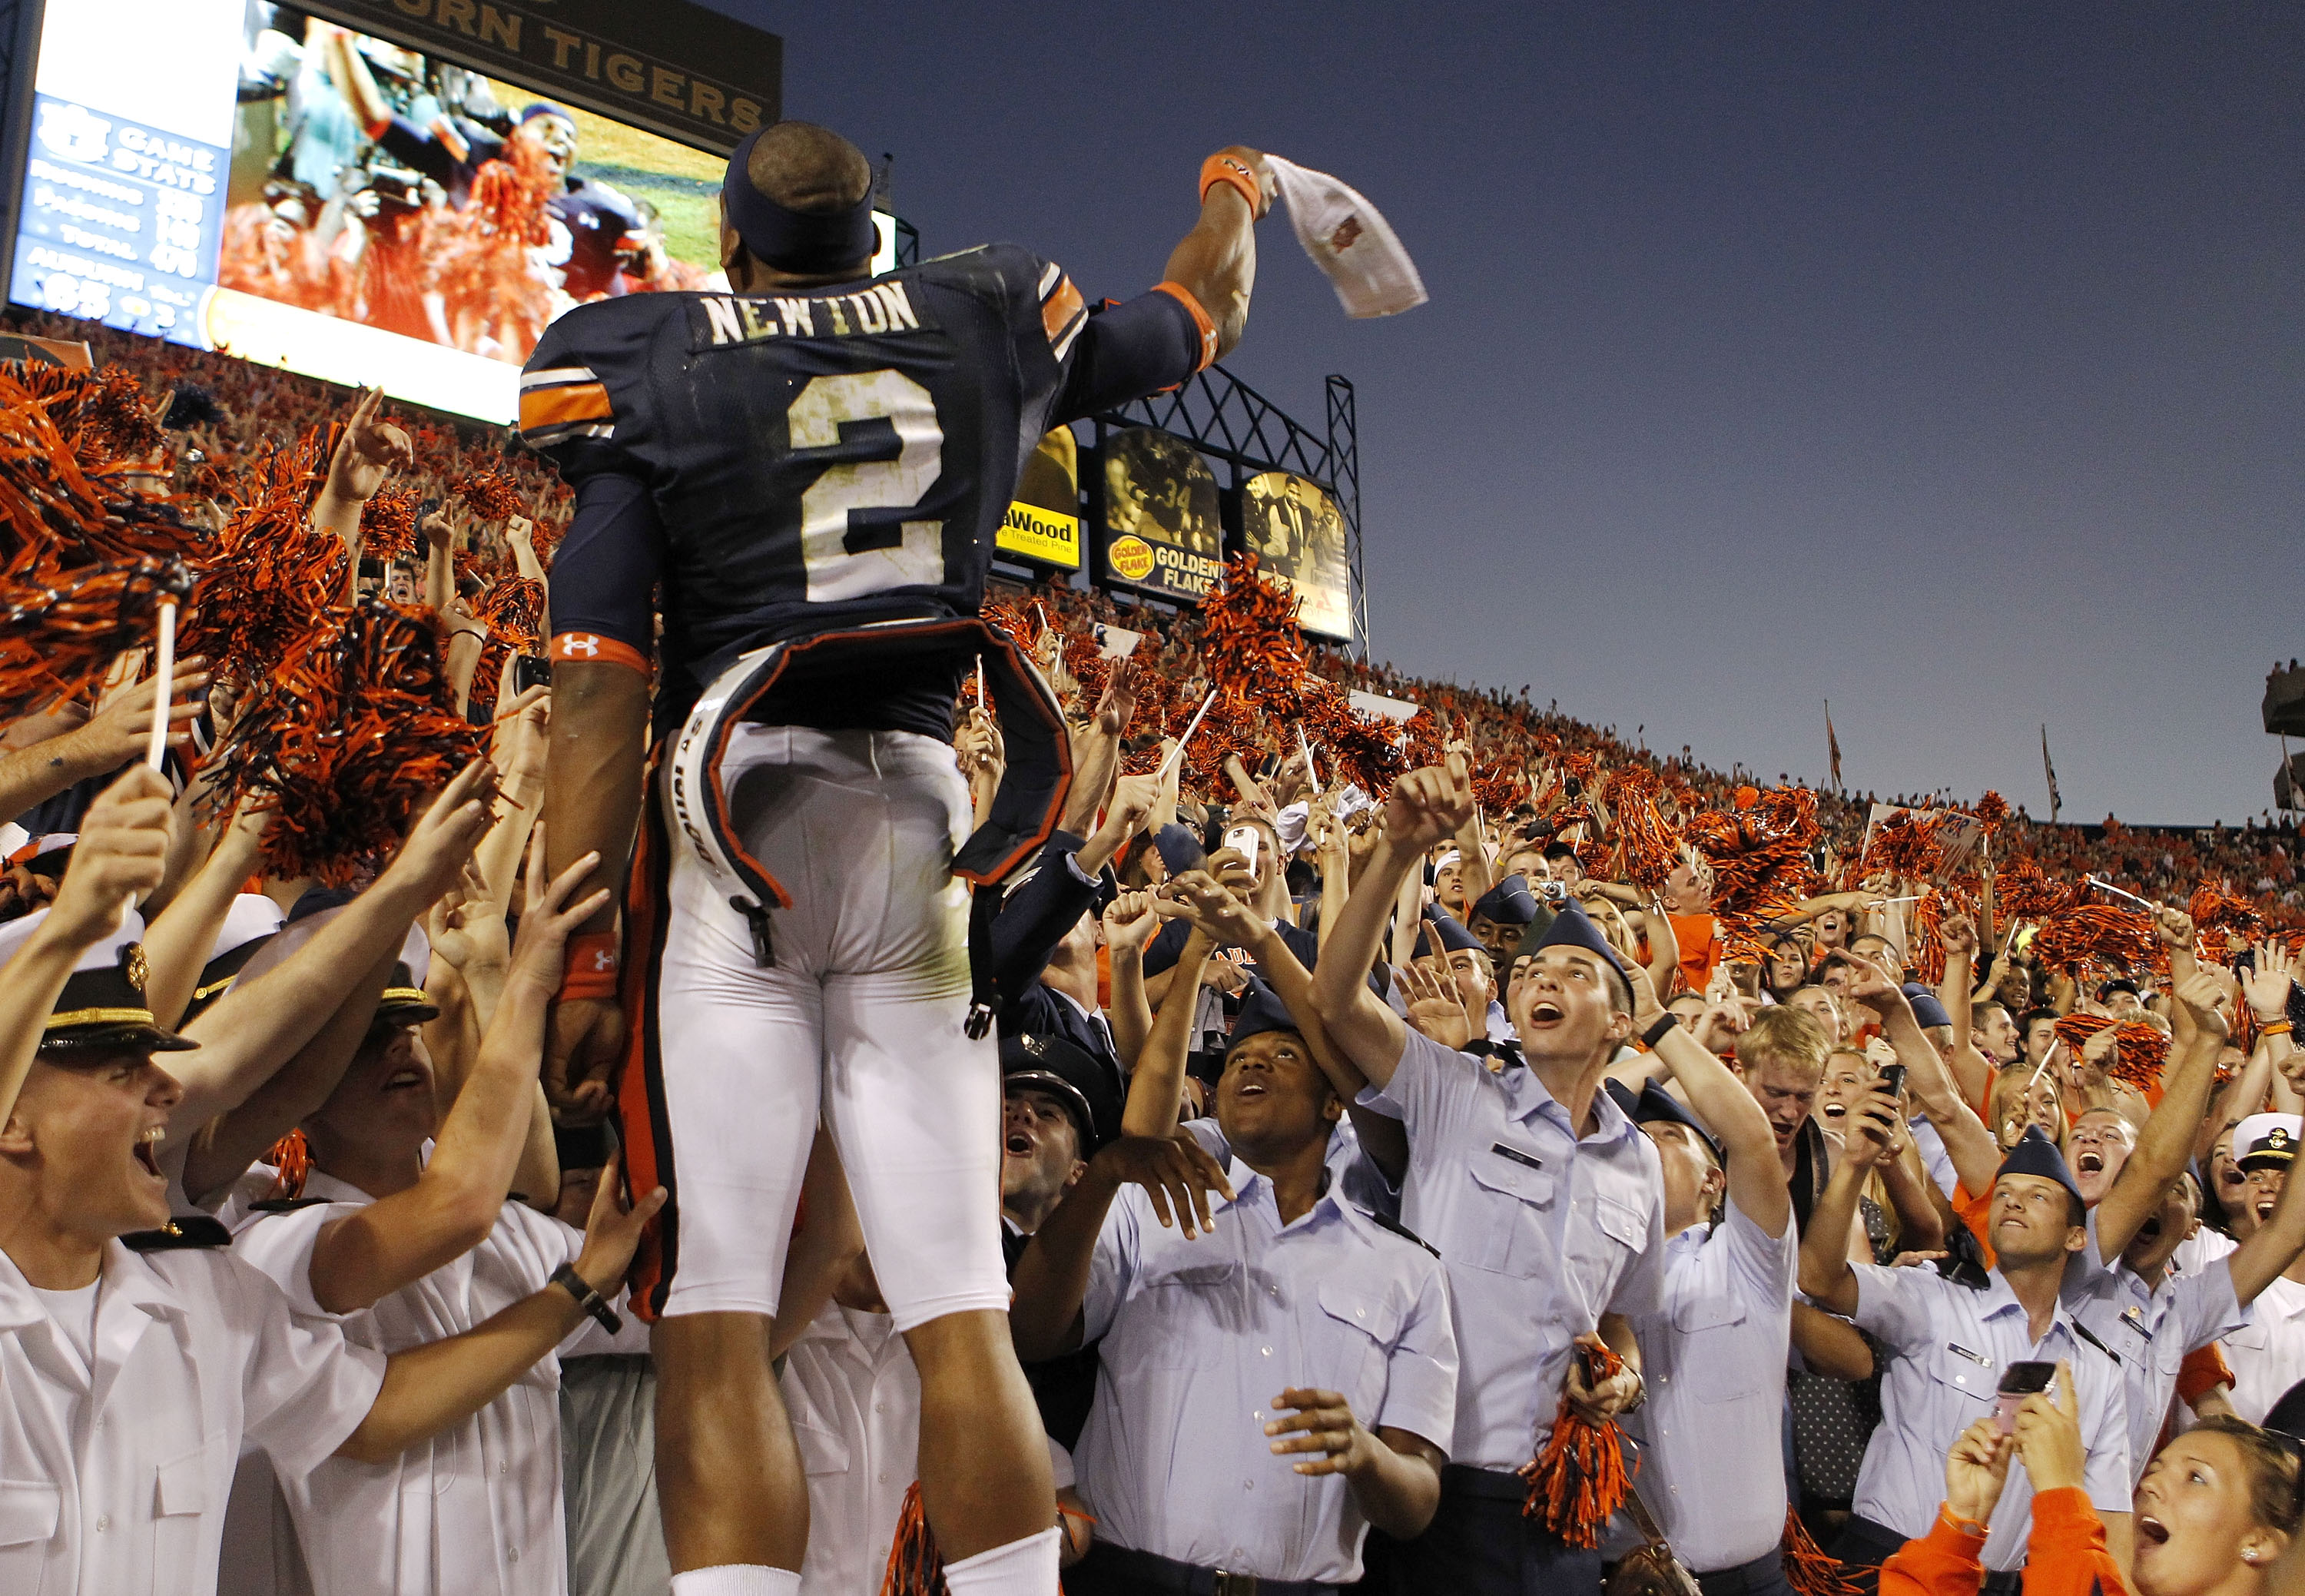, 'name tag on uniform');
1947,1343,1992,1366
2121,1305,2152,1339
1491,1143,1545,1172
